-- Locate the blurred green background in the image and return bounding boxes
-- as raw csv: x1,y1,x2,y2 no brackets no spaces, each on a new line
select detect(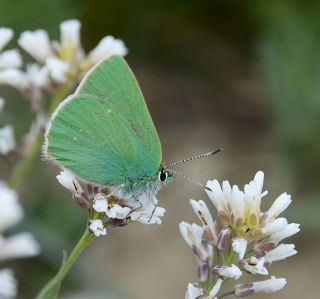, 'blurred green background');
0,0,319,298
